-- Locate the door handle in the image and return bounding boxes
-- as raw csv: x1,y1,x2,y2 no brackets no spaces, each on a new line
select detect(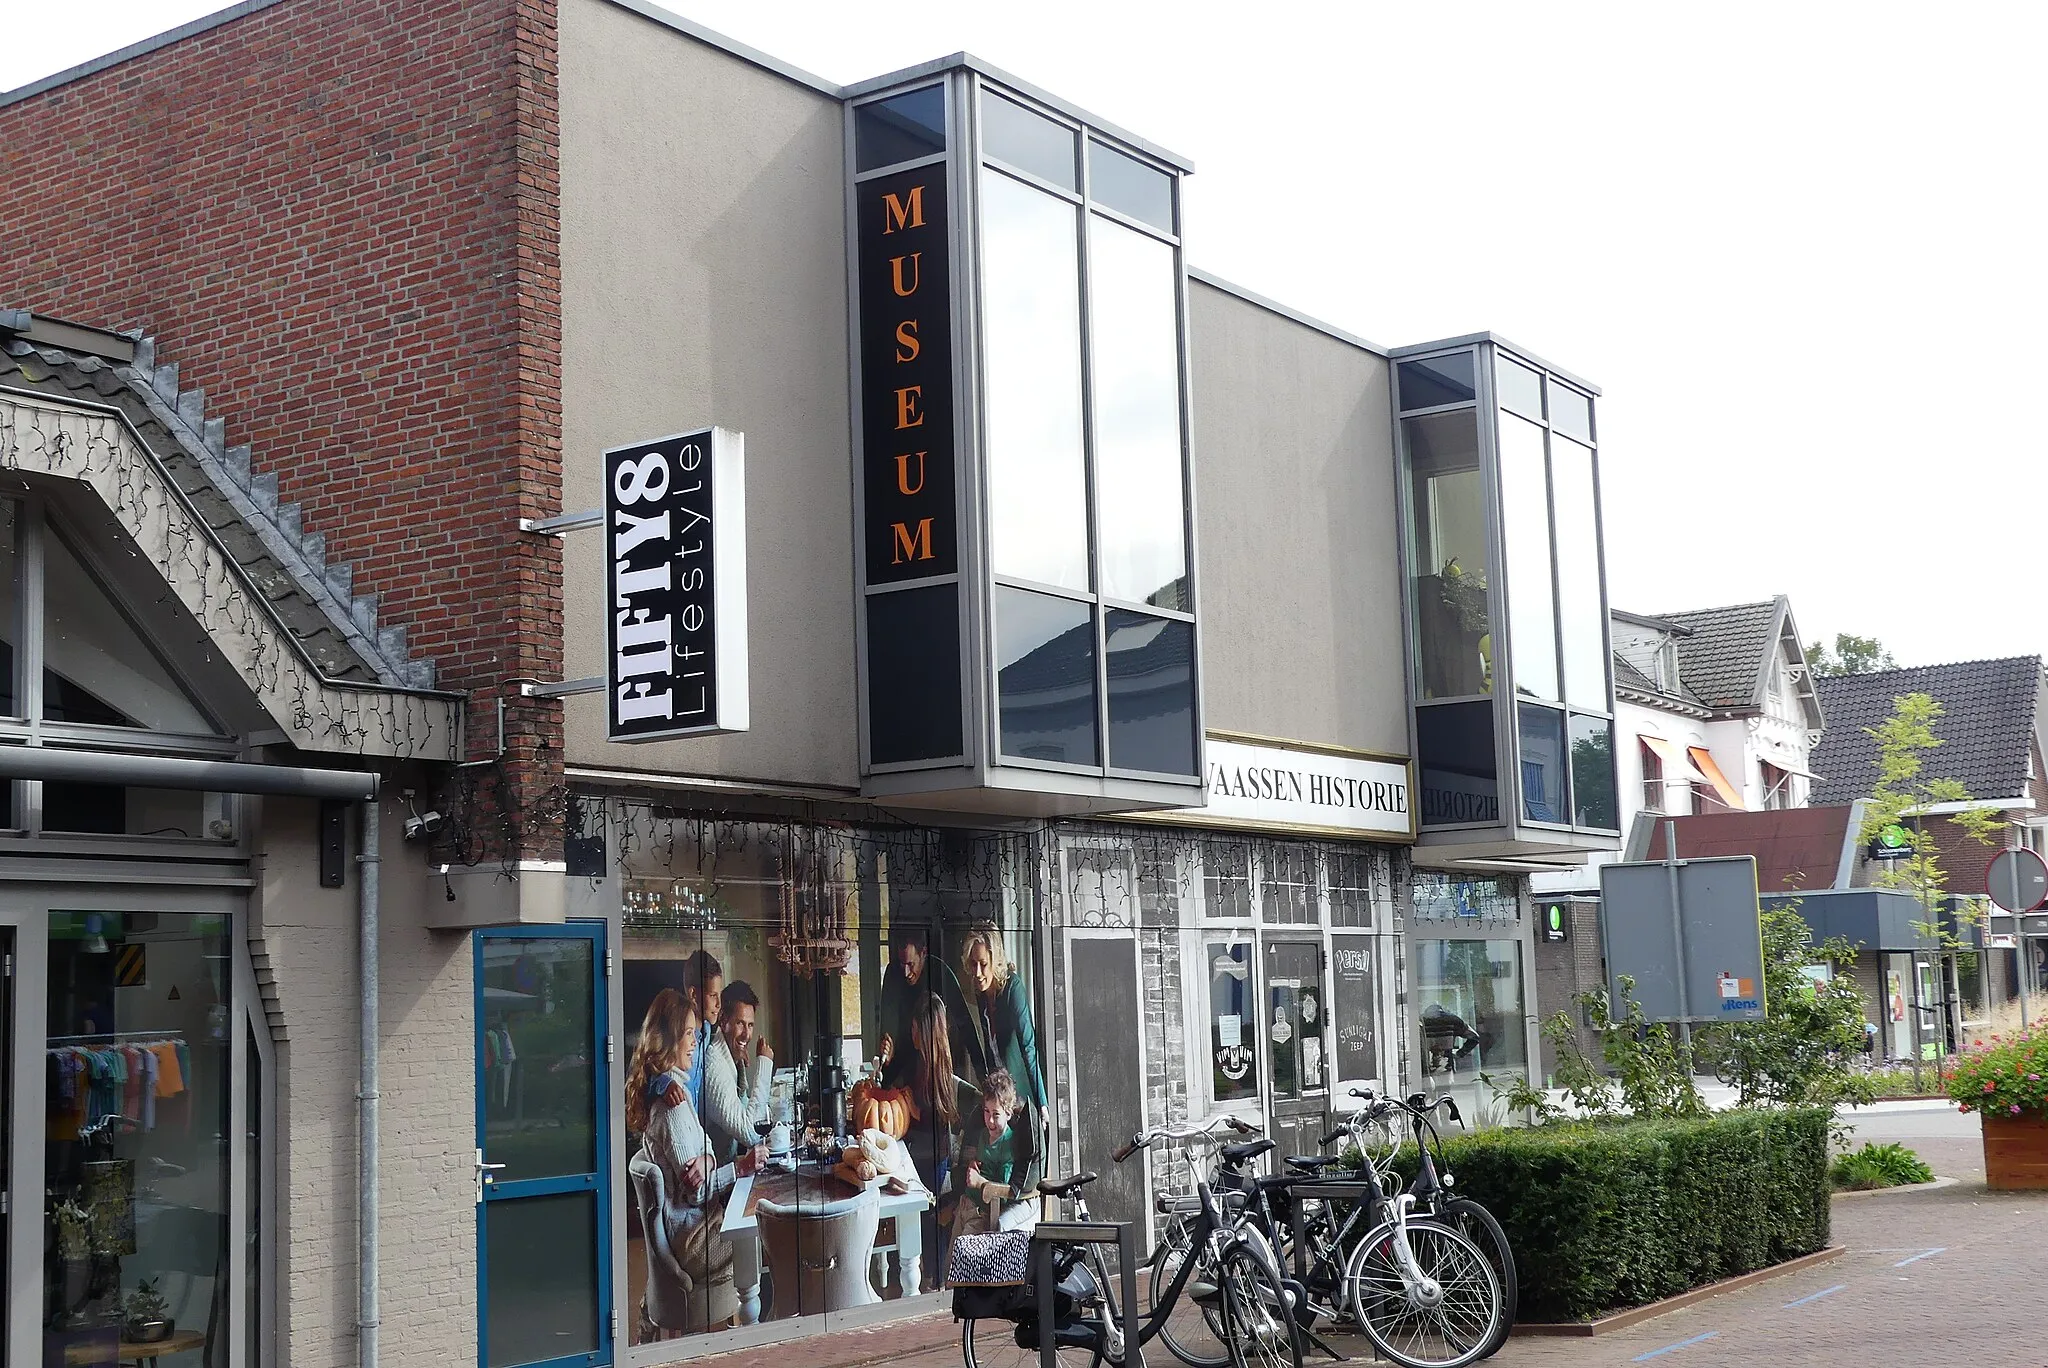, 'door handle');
475,1150,508,1202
